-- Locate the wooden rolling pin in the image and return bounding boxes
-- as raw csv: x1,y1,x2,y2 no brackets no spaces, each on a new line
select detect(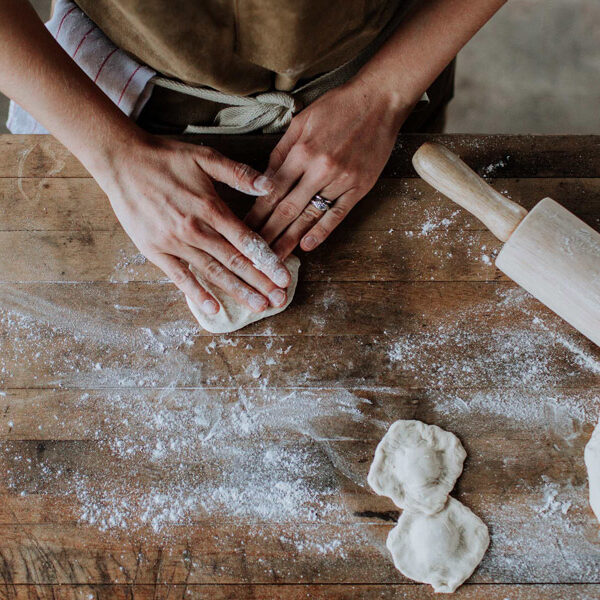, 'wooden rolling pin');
412,142,600,347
